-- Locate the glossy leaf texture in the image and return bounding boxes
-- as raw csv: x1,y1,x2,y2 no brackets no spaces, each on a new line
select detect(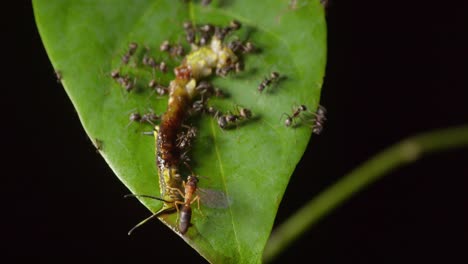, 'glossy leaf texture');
34,0,326,263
